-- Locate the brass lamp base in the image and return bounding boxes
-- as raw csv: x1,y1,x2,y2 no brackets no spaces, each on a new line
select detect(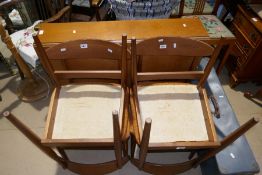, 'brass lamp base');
16,75,49,102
